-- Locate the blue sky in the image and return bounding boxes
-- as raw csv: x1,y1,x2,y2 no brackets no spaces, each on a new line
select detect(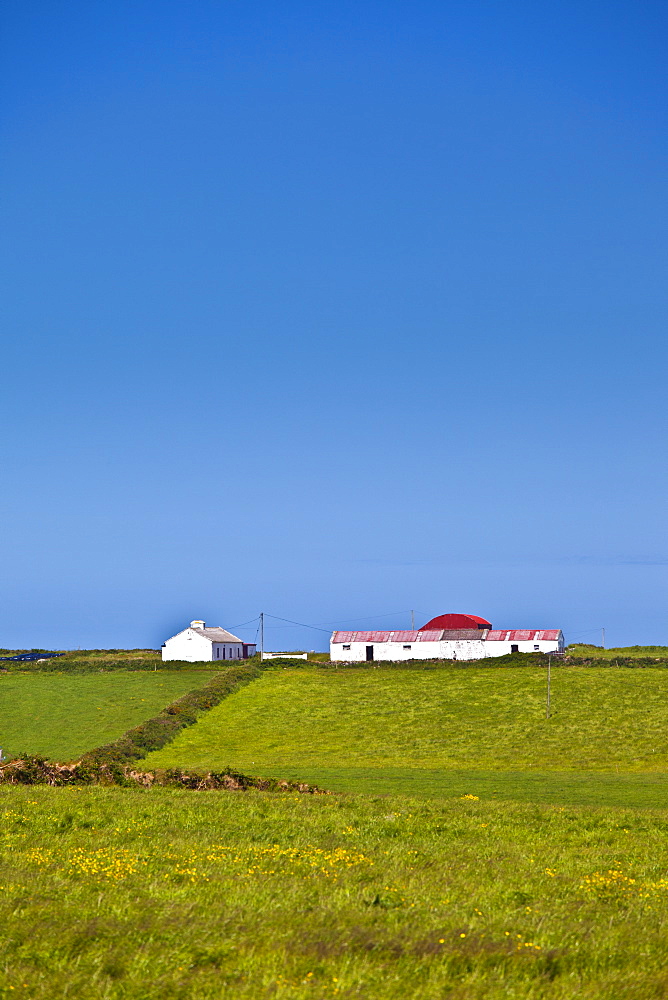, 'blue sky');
1,0,666,651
